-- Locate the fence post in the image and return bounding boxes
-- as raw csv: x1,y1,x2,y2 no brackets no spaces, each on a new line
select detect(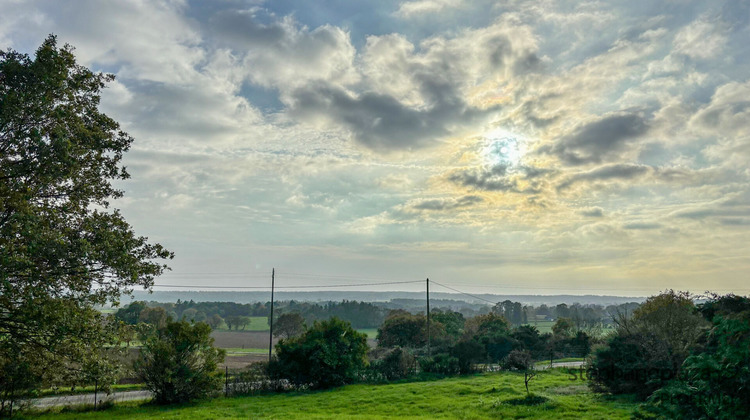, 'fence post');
225,366,229,397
